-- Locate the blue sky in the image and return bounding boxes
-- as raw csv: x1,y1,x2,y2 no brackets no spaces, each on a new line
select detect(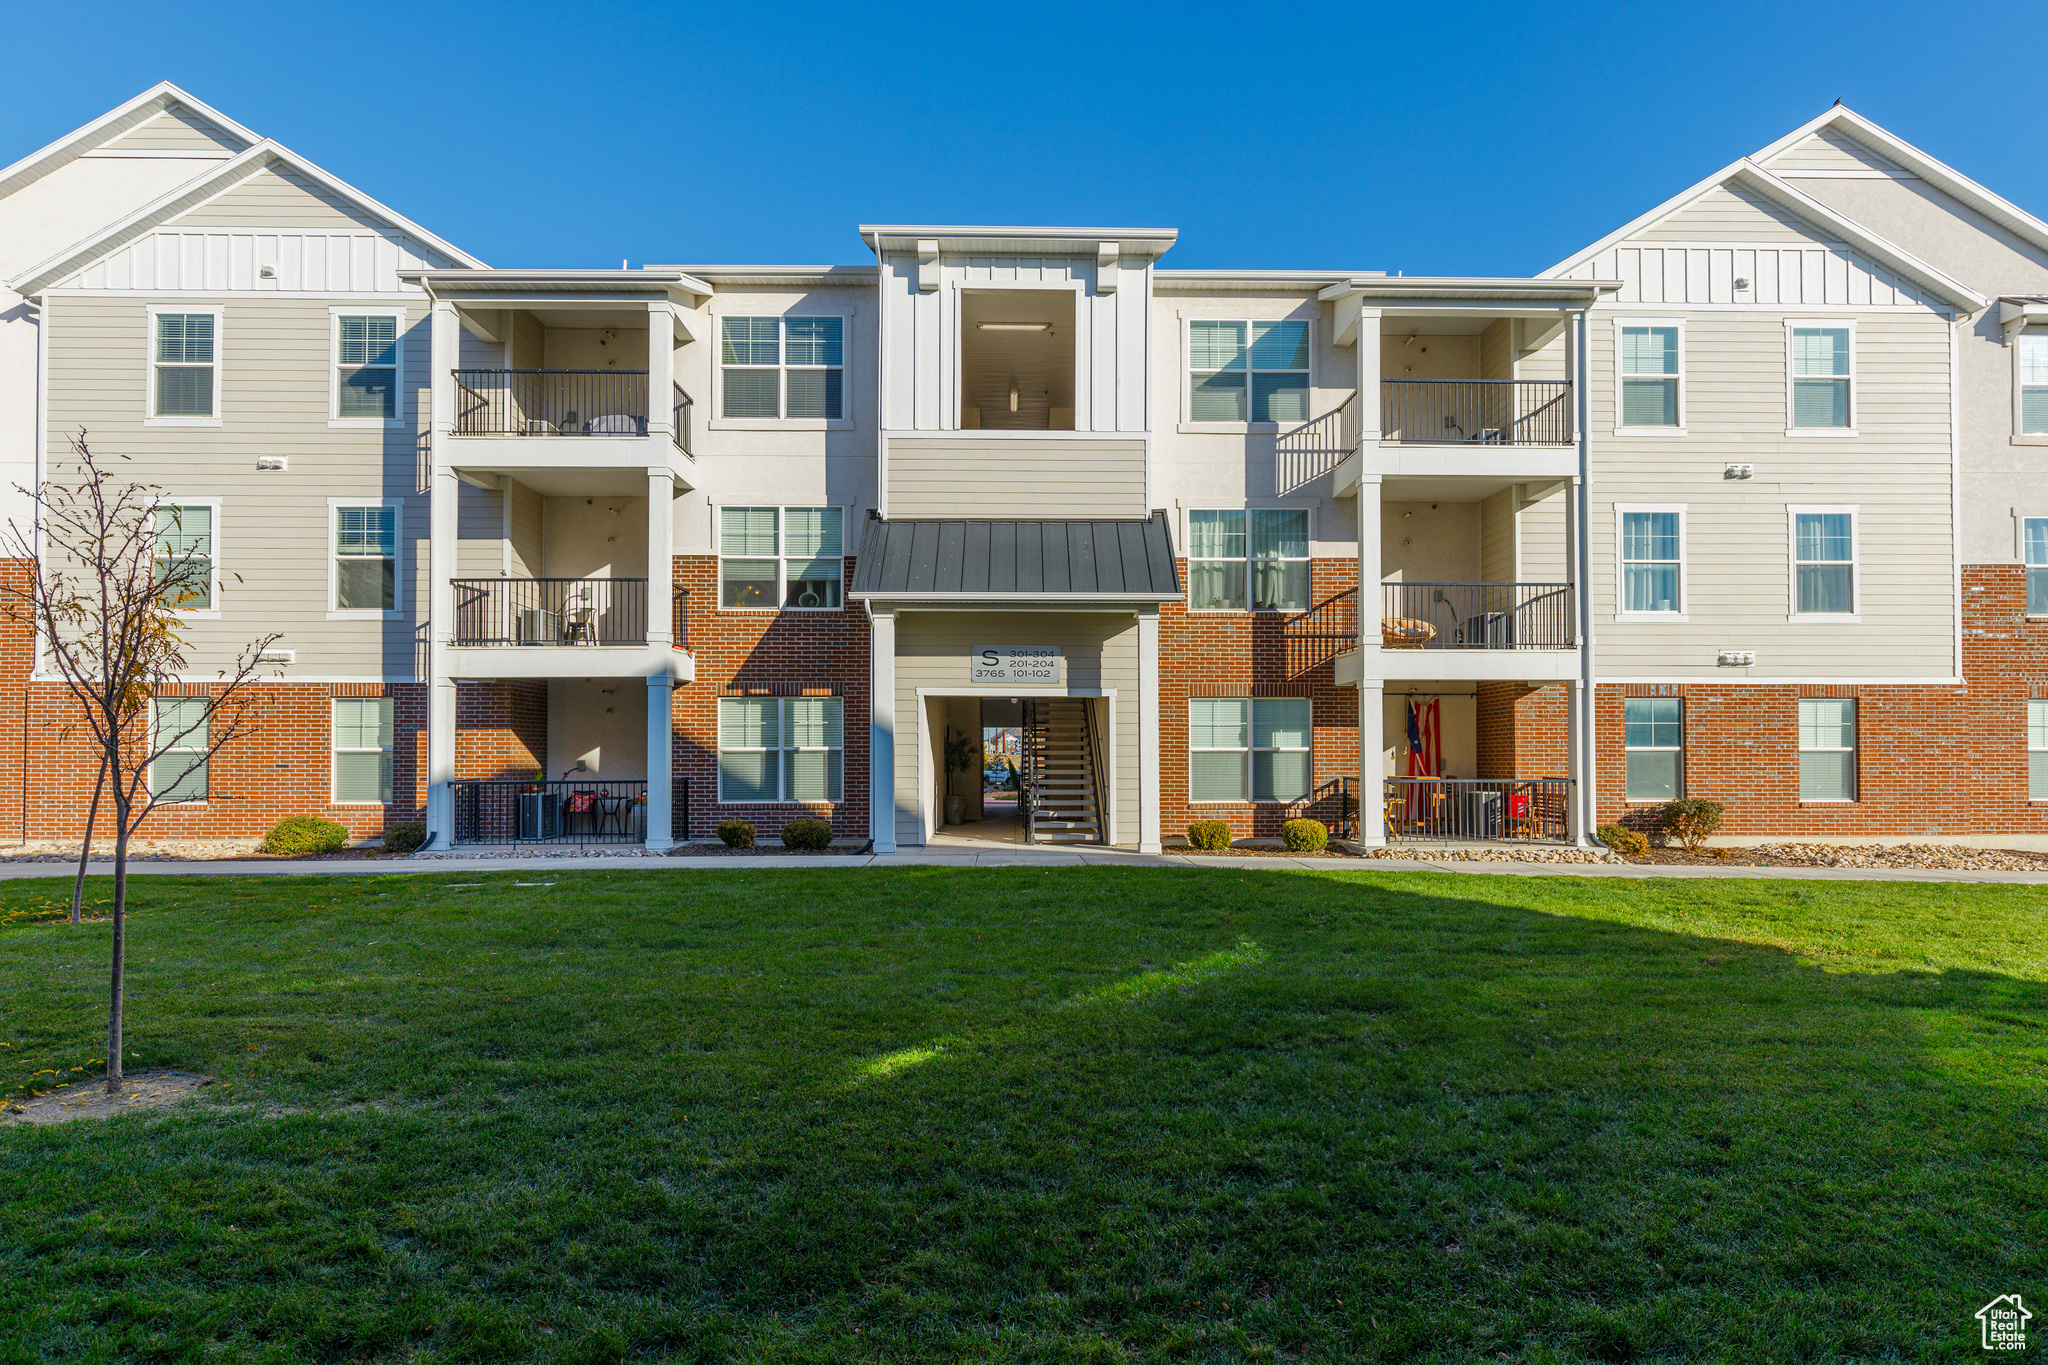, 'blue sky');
7,1,2044,275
